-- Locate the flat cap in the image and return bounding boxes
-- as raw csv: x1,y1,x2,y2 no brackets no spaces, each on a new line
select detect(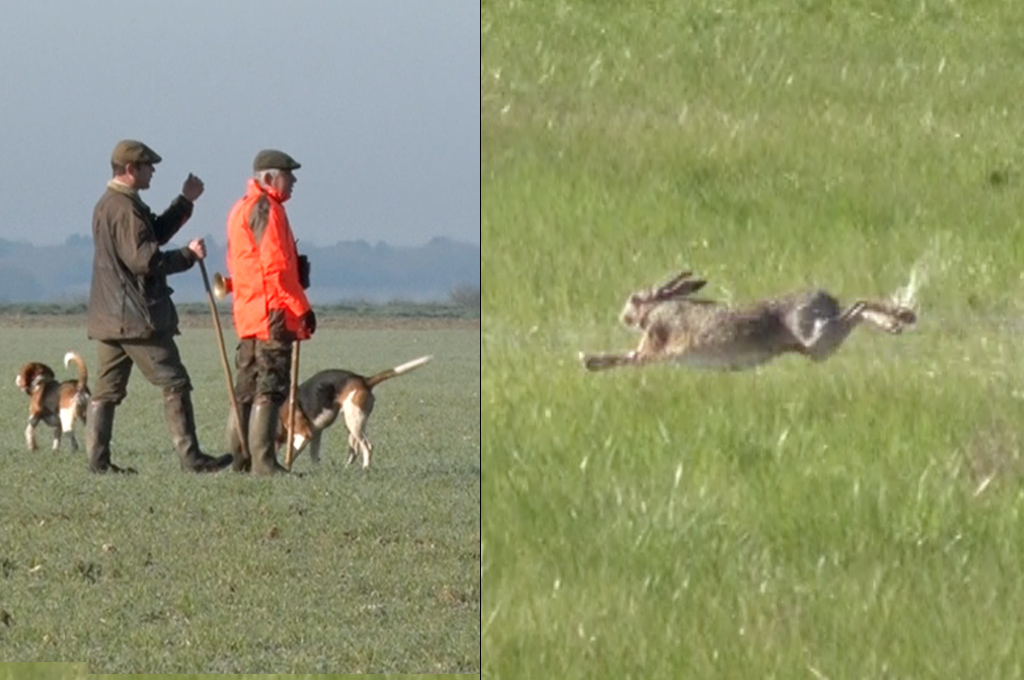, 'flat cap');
111,139,162,165
253,149,301,172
